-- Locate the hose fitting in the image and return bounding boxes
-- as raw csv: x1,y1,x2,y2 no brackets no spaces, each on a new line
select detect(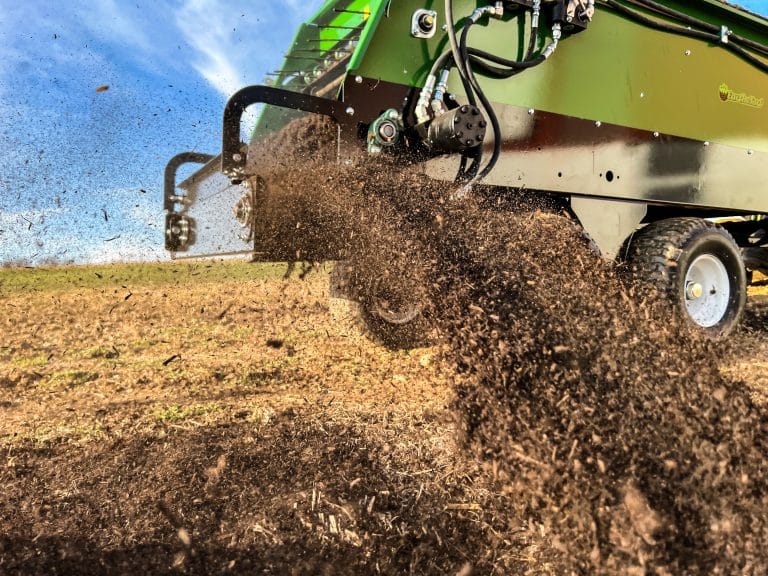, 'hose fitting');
431,68,451,116
532,0,541,30
415,74,436,124
542,23,562,59
469,2,504,24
